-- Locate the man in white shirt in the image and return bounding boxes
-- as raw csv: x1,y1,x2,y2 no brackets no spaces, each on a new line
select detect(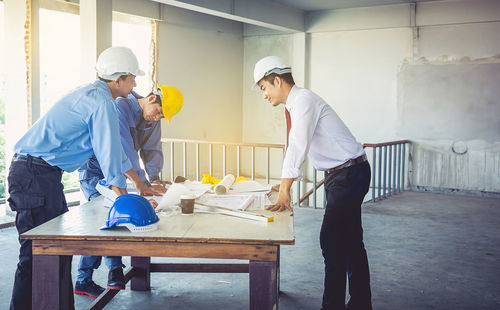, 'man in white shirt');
253,56,372,310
